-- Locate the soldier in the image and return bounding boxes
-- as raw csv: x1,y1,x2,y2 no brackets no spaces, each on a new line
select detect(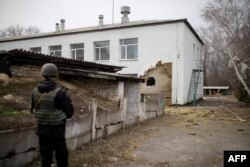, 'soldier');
31,63,74,167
